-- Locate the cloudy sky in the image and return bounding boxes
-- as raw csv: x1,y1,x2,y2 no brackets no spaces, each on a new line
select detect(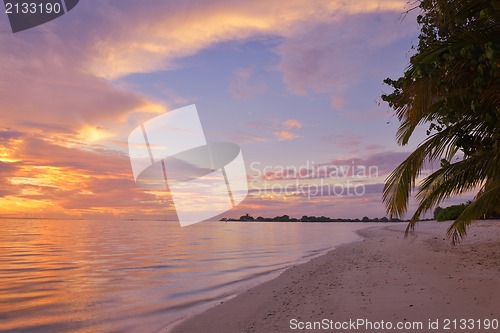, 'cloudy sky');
0,0,464,221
